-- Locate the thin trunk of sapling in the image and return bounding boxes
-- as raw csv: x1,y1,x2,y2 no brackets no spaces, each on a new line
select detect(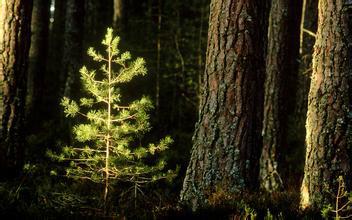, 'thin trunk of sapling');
104,41,112,211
